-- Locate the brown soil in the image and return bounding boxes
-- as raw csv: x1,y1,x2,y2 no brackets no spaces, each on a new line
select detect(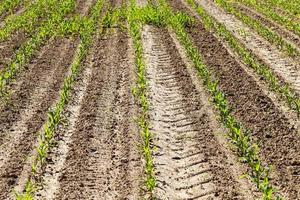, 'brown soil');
143,25,258,199
75,0,97,15
168,0,300,198
53,30,142,200
0,37,78,199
